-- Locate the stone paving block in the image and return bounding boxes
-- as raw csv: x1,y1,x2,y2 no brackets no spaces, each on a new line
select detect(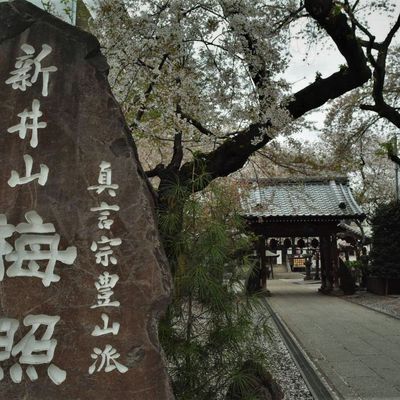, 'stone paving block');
332,360,376,378
343,339,382,356
268,279,400,400
362,337,399,353
314,359,361,399
308,335,341,348
347,375,400,398
383,335,400,346
359,355,400,372
318,347,356,362
376,368,400,386
385,348,400,363
307,348,326,362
